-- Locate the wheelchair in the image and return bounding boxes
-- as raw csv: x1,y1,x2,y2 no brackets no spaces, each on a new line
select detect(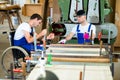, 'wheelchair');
1,31,29,78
